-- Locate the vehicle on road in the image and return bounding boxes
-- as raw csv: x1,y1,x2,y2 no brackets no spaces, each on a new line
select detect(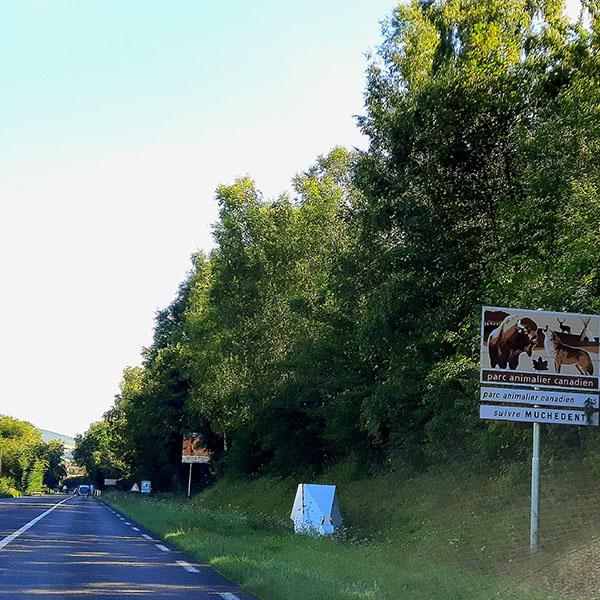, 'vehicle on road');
77,485,90,497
